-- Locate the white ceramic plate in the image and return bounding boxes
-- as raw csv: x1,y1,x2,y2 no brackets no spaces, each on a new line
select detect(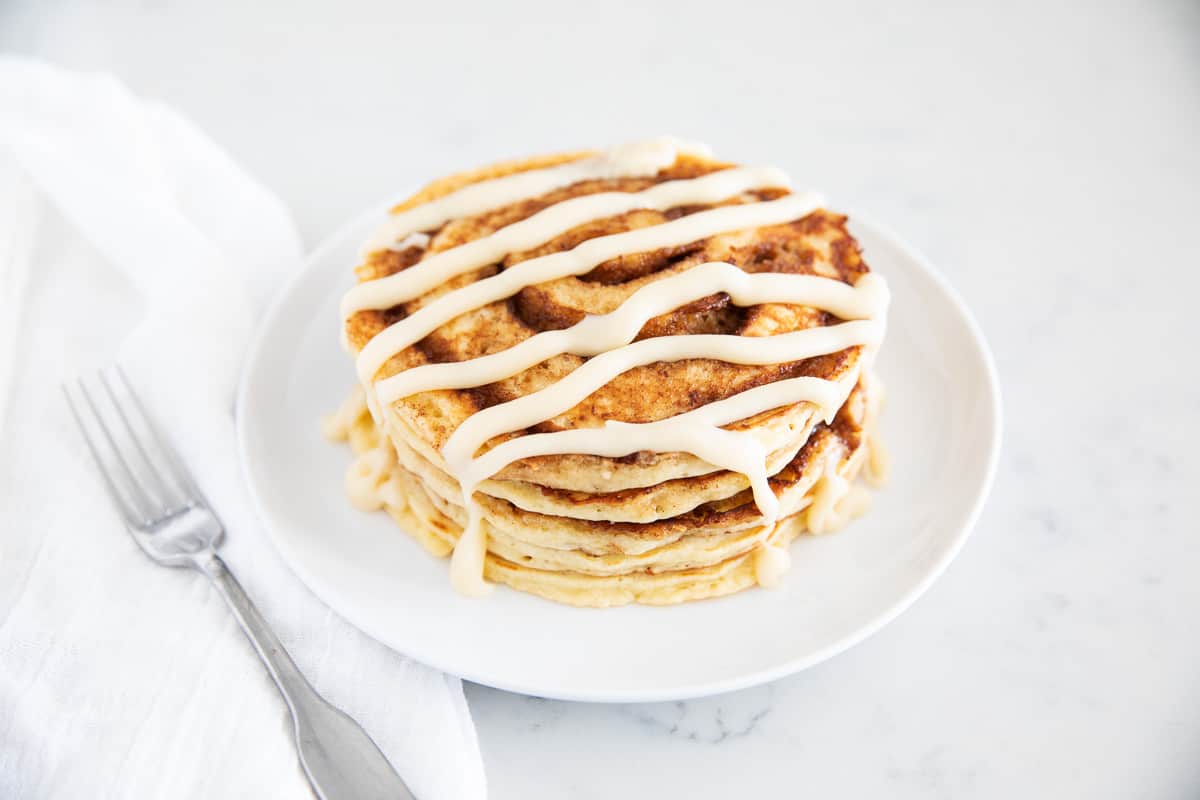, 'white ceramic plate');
237,205,1001,703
